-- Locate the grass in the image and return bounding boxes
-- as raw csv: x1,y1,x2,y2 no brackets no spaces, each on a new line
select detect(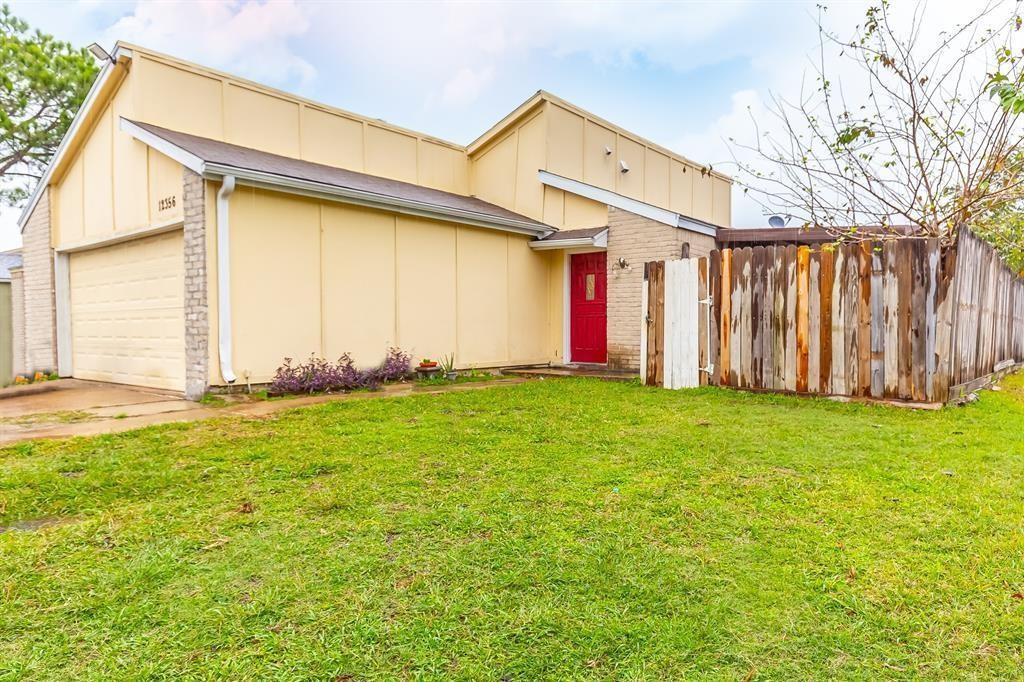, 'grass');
2,375,1024,679
414,370,503,388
